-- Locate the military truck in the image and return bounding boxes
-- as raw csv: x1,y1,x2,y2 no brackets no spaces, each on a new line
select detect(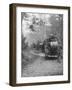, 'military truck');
44,34,59,59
